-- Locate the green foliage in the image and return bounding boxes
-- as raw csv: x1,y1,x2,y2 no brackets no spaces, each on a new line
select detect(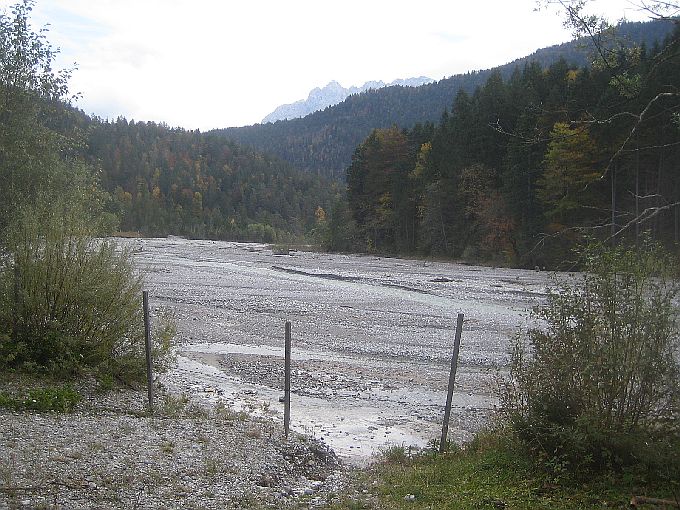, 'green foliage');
220,21,673,181
323,197,359,252
85,119,337,243
0,385,81,412
346,127,419,254
0,1,174,385
0,202,149,380
244,223,280,243
0,0,114,240
378,445,411,465
342,427,677,510
538,122,602,221
0,0,77,234
503,242,680,477
332,21,680,266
